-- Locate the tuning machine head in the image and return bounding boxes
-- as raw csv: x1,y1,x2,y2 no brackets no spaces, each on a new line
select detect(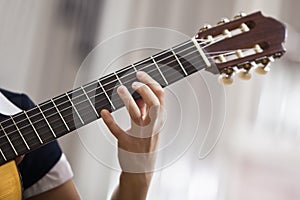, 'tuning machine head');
219,68,235,85
237,63,252,80
255,66,270,75
238,70,252,80
234,12,247,19
254,56,274,75
219,74,234,85
199,24,212,32
218,18,230,25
